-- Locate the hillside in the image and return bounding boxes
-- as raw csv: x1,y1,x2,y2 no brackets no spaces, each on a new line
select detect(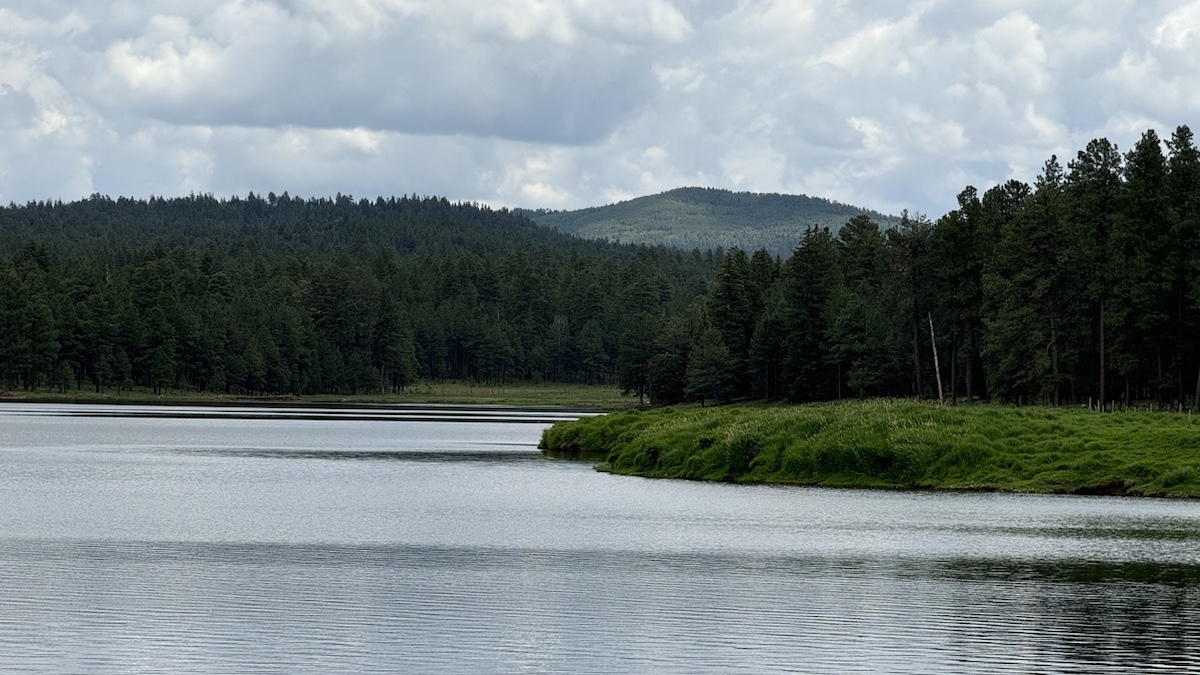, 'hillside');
0,192,596,259
0,193,720,397
525,187,897,254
